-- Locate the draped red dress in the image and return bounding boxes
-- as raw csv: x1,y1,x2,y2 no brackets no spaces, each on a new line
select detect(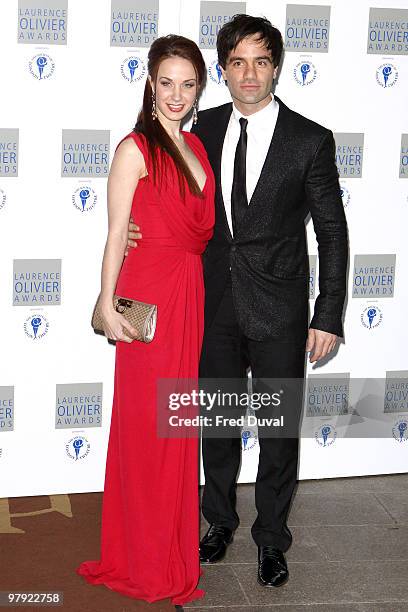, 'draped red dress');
76,131,215,605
